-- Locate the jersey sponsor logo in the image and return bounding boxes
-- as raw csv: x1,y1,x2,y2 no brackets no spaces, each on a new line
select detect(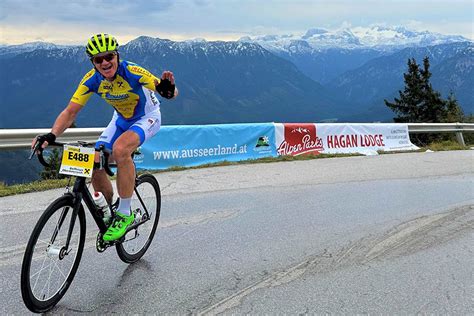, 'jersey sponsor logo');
105,93,129,100
79,69,96,85
149,90,159,106
129,65,153,77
